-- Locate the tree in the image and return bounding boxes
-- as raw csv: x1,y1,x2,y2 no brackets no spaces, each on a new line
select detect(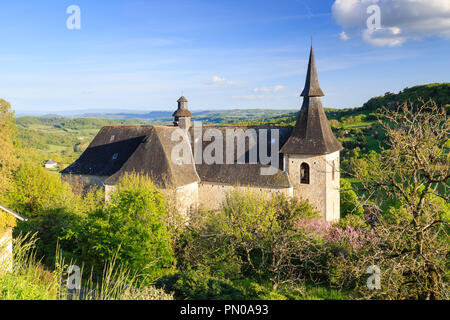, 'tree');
179,190,318,290
73,173,175,283
351,100,449,299
340,178,364,218
0,99,19,197
7,162,76,216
